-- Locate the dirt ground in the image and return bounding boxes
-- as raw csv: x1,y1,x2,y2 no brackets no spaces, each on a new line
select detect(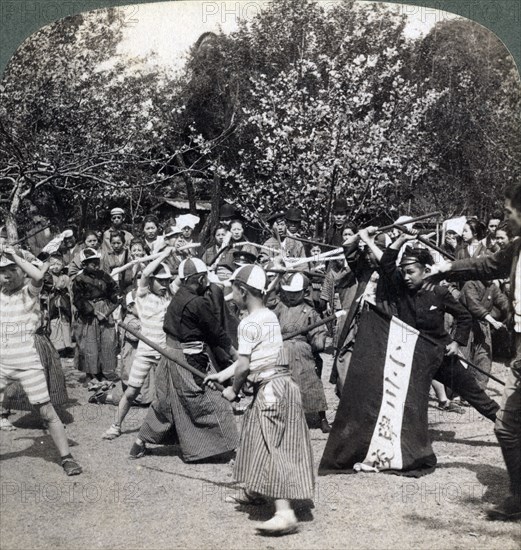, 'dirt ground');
0,353,519,550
